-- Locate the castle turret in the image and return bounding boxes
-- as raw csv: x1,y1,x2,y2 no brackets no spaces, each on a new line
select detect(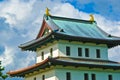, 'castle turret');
8,9,120,80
